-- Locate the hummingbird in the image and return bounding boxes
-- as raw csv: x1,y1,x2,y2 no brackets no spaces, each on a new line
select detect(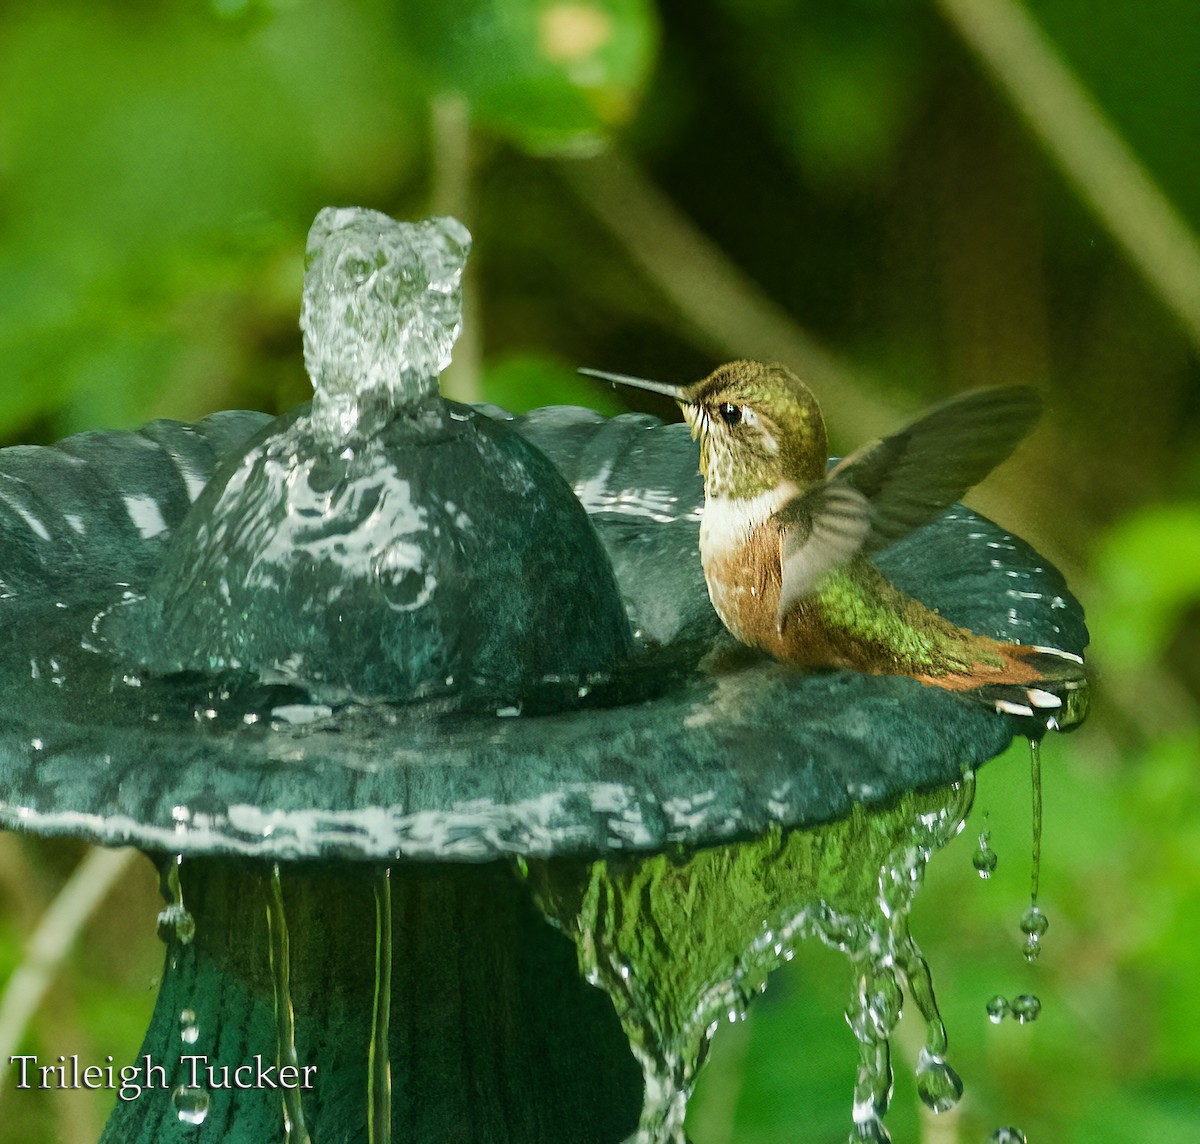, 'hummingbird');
581,361,1085,718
